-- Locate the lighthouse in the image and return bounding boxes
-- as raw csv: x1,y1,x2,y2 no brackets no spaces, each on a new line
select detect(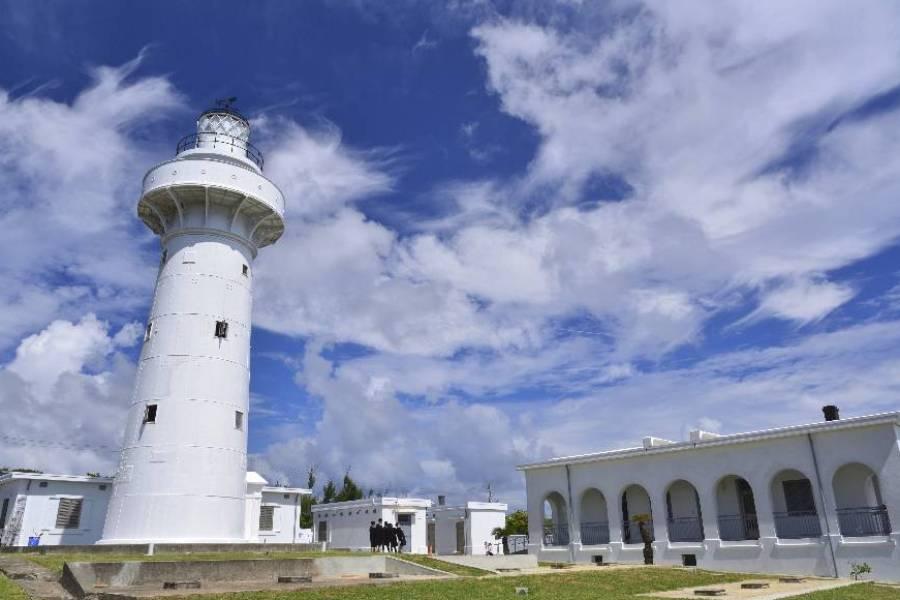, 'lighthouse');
100,103,285,543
